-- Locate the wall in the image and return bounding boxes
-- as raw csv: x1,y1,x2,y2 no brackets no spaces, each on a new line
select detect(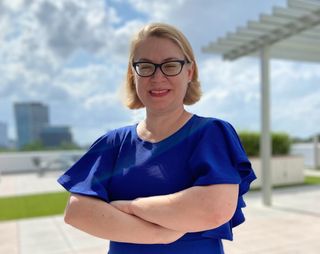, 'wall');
250,156,304,188
0,152,305,188
0,150,84,174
